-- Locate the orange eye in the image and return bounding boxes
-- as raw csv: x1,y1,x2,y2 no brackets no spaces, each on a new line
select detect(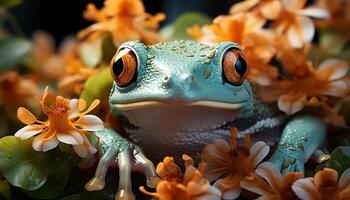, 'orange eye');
110,48,138,87
222,48,248,85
